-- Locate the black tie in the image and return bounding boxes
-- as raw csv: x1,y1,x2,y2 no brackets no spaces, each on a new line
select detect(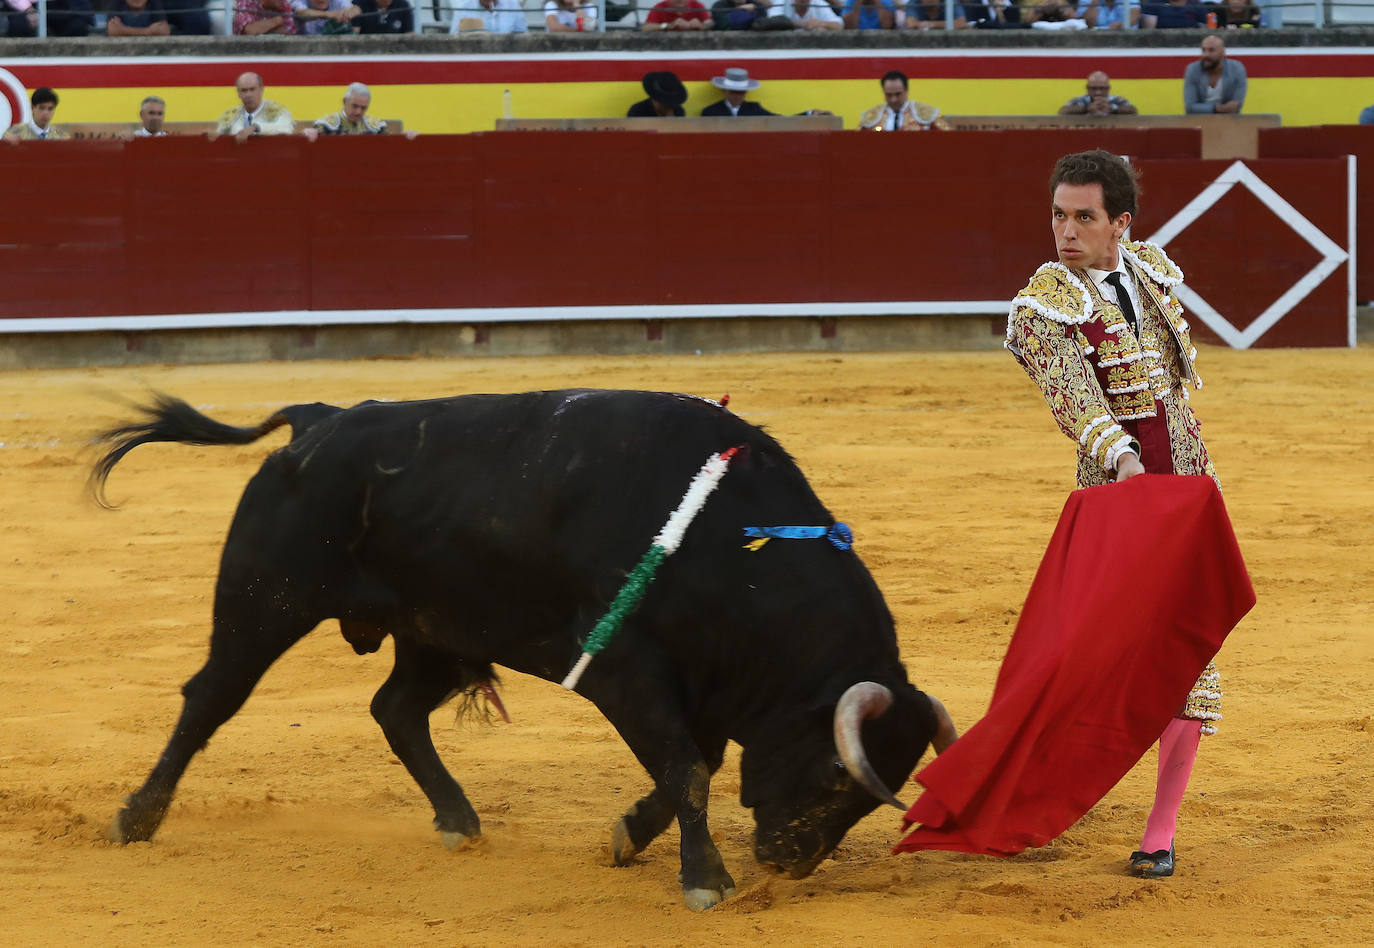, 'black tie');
1105,271,1137,335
